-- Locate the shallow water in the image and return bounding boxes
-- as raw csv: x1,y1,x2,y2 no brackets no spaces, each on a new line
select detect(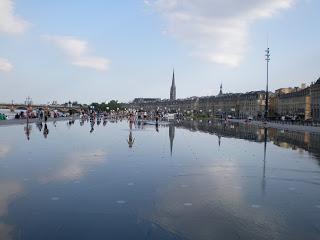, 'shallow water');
0,119,320,240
